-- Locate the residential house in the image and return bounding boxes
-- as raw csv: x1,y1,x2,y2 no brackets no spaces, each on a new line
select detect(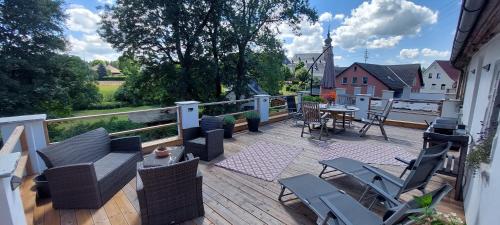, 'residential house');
450,0,500,224
335,62,423,97
91,64,122,76
421,60,460,94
